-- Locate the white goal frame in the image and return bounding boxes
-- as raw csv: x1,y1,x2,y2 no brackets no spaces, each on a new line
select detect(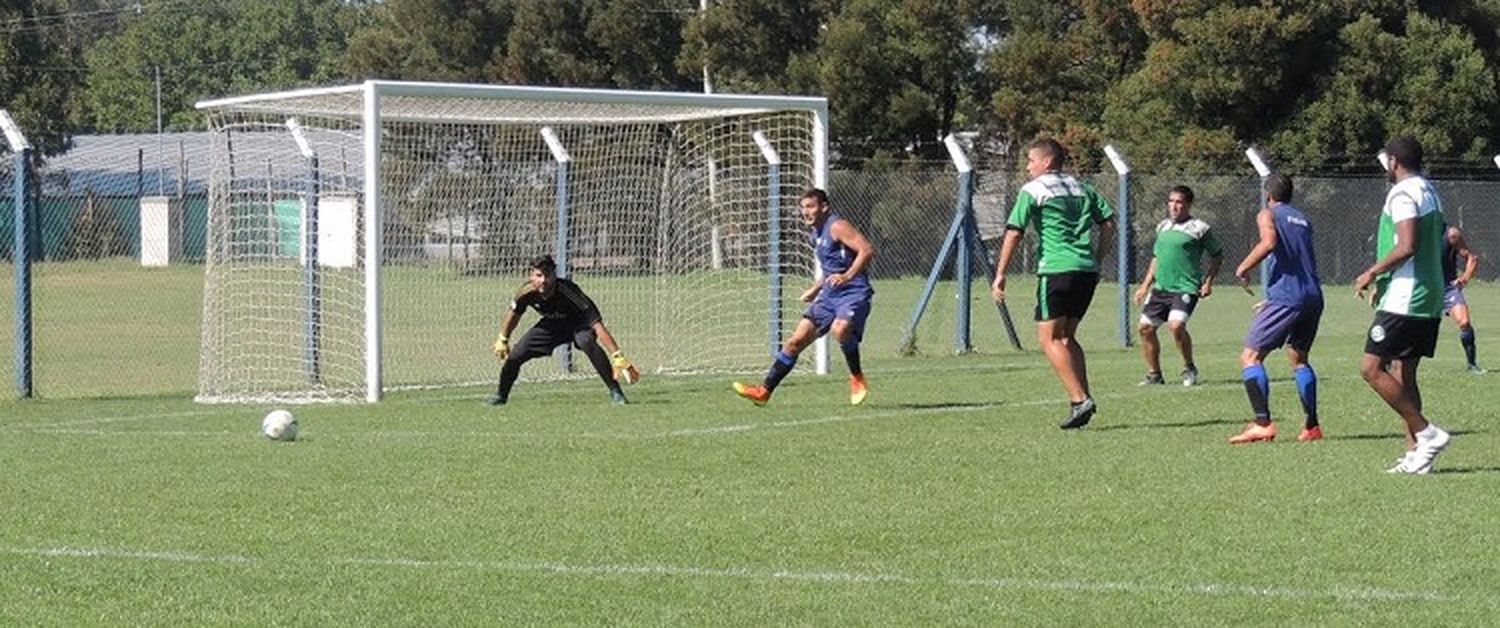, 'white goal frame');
196,81,829,402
